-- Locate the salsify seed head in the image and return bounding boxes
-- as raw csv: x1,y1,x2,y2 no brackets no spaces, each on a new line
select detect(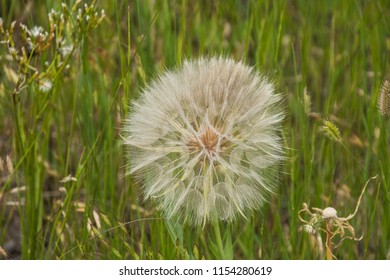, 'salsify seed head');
123,57,285,226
